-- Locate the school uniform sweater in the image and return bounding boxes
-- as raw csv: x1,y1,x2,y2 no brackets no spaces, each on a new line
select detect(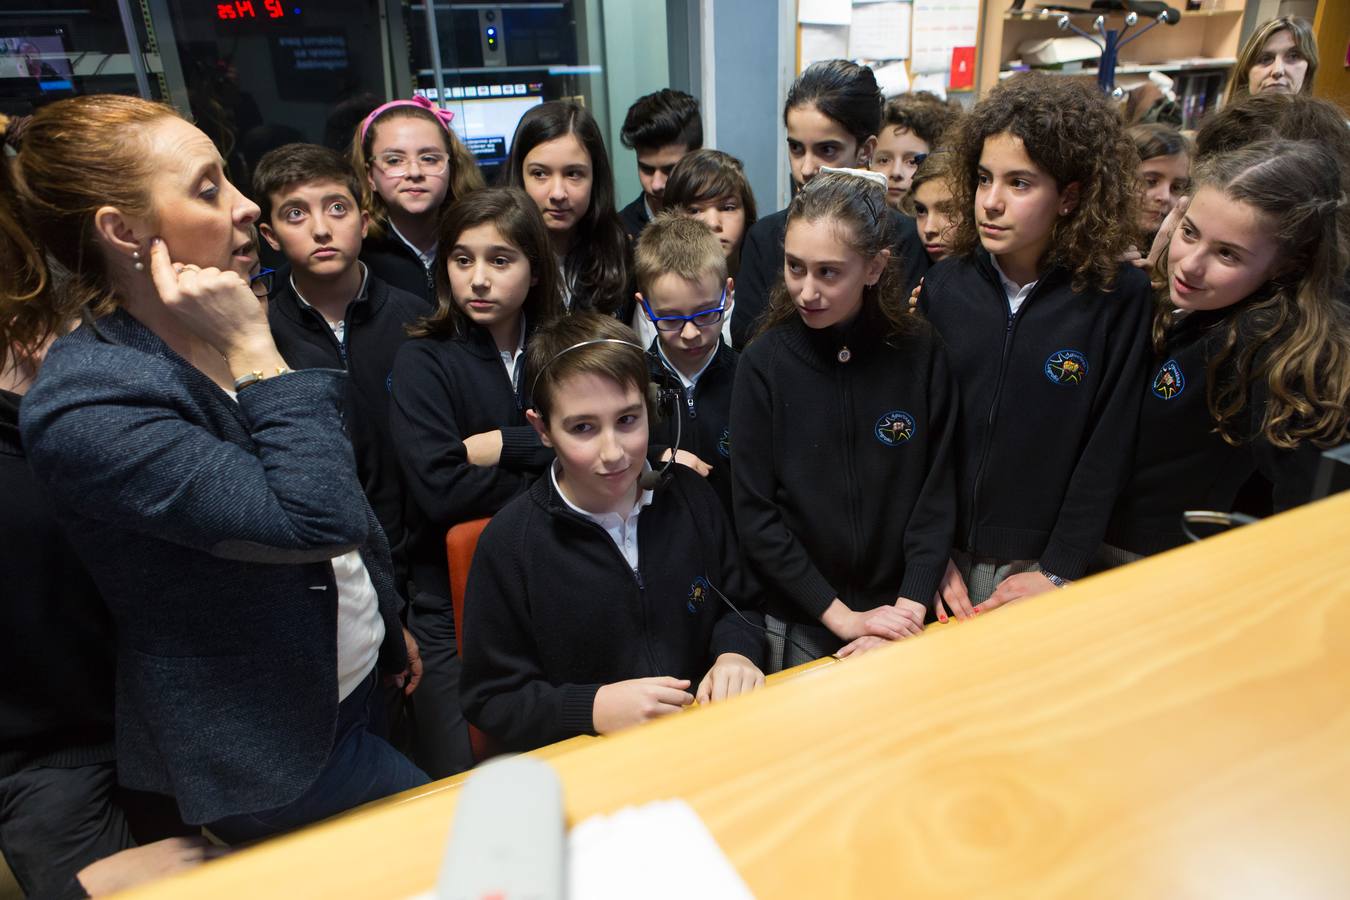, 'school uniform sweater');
732,205,930,349
730,305,958,626
618,193,650,242
0,390,116,778
919,250,1153,580
1105,308,1322,555
459,465,766,752
389,323,553,605
646,337,738,516
361,229,436,307
269,272,425,593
